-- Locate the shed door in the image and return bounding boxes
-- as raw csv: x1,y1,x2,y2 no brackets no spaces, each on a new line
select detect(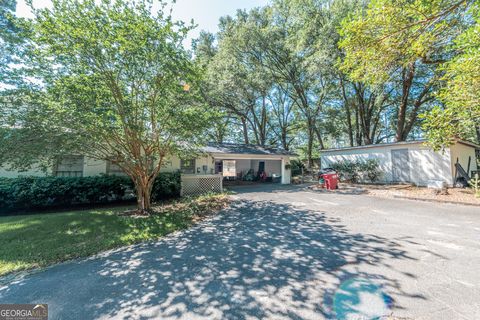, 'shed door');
391,149,411,183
